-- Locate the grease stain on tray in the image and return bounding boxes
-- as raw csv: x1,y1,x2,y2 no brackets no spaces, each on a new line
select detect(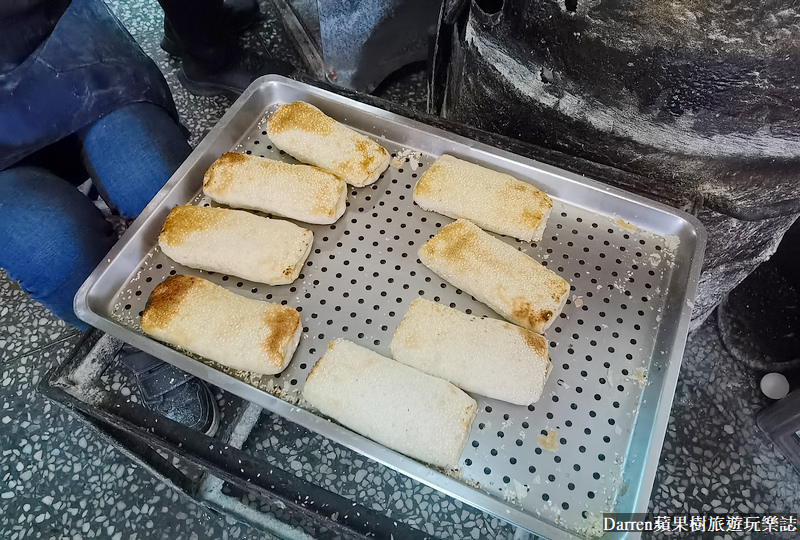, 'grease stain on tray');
537,428,559,452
